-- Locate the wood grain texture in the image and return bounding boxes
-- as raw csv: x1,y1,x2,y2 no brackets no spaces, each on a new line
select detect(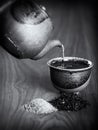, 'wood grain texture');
0,0,98,130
